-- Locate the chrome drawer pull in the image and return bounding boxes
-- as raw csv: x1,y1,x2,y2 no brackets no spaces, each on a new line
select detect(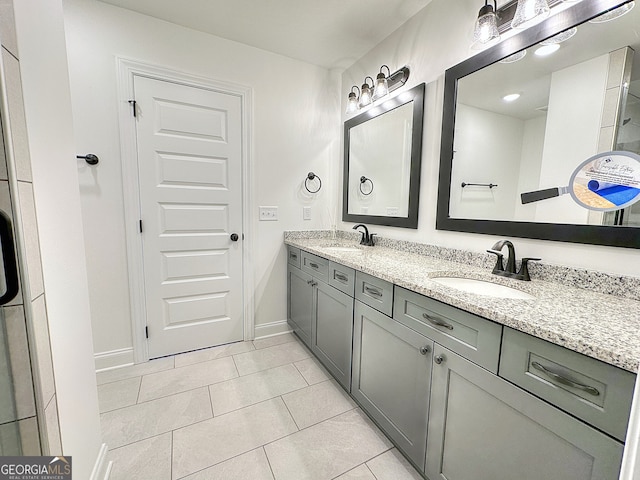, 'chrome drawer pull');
307,280,314,285
364,286,383,297
290,253,297,259
531,361,600,396
422,313,454,330
335,273,348,282
309,262,319,269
